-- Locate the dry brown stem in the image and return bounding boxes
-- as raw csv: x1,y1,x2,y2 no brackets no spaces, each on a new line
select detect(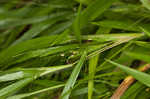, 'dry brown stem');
111,64,150,99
